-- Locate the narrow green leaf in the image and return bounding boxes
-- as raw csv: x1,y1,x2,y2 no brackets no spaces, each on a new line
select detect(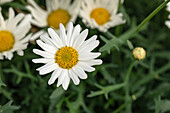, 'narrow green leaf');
50,87,65,99
0,101,20,113
127,40,134,50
